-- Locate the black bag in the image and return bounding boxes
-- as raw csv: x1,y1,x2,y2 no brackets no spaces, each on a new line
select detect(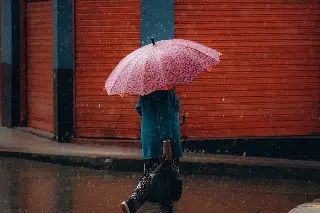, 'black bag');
146,160,182,203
